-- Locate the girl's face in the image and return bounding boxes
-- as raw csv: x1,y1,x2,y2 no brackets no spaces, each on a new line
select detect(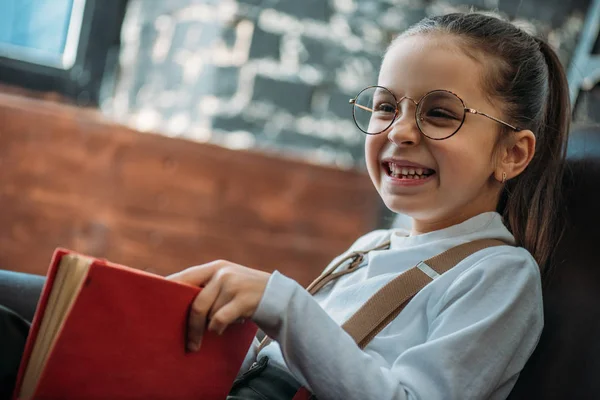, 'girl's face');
366,34,505,233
